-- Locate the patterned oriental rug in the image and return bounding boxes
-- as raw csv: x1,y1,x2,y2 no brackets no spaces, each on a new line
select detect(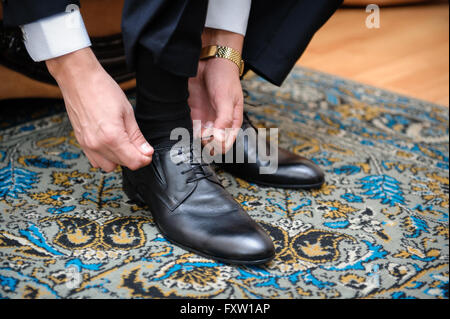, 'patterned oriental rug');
0,67,448,299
